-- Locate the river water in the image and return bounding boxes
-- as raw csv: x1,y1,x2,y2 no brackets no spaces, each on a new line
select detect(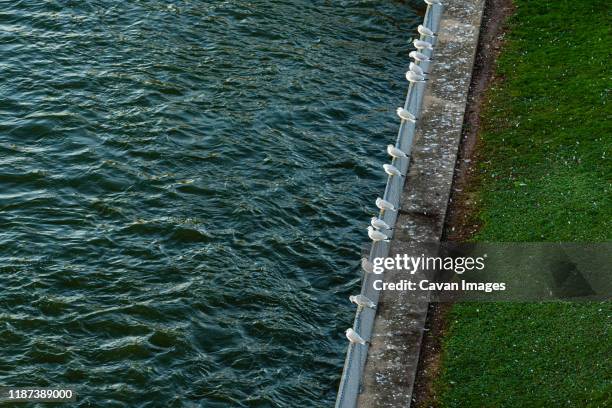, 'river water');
1,1,418,406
